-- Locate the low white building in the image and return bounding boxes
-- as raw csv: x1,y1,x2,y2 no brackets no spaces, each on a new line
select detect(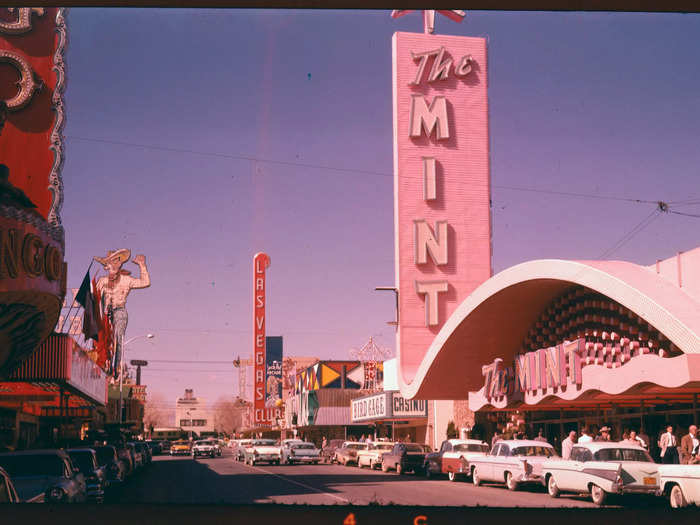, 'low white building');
175,389,214,438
